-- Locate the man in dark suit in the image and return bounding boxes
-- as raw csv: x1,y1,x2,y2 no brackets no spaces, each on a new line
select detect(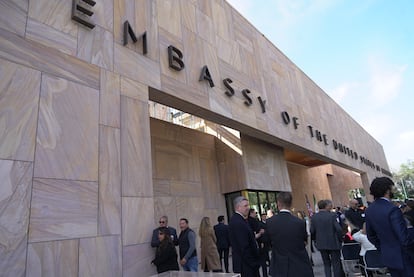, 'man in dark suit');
214,215,231,273
151,215,178,247
311,199,344,277
267,192,314,277
365,177,414,277
229,196,260,276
